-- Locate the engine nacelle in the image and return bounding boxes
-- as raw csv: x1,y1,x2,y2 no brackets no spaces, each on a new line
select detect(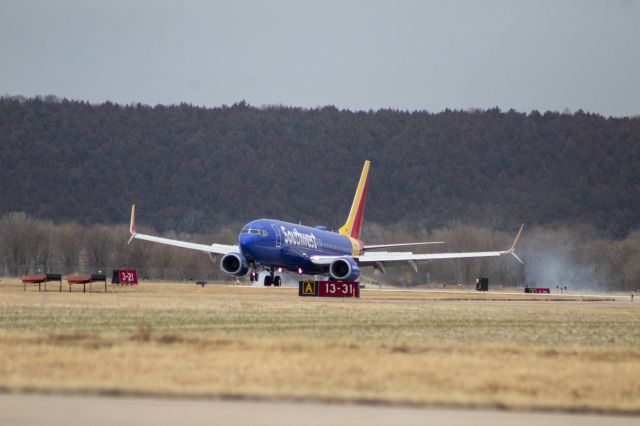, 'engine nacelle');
329,257,360,281
220,252,249,276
